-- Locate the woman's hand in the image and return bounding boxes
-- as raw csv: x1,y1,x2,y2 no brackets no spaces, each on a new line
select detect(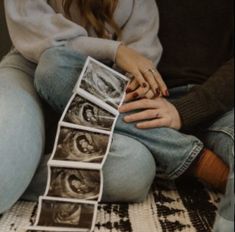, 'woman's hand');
119,98,182,130
125,79,162,102
116,45,169,97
